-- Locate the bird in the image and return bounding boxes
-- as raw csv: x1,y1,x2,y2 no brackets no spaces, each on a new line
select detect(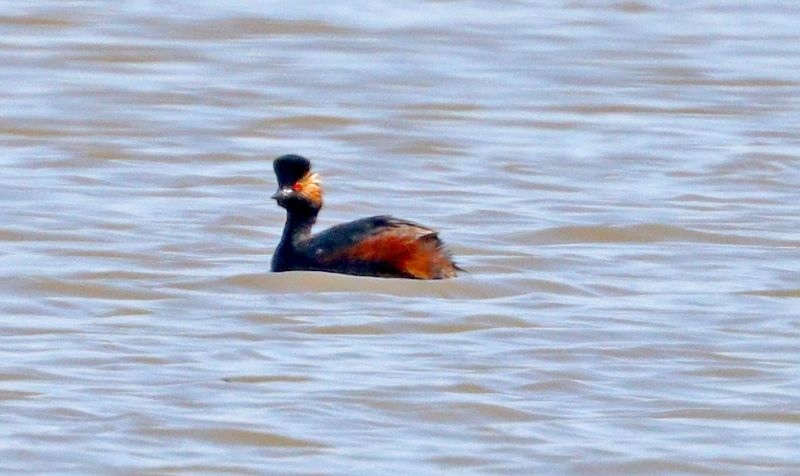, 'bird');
270,154,461,279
